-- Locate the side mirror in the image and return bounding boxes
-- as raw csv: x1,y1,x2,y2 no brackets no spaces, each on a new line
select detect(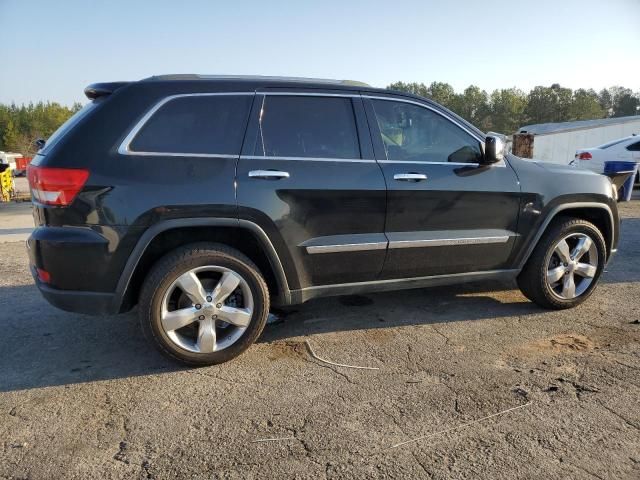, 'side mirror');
484,133,505,164
35,138,46,150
